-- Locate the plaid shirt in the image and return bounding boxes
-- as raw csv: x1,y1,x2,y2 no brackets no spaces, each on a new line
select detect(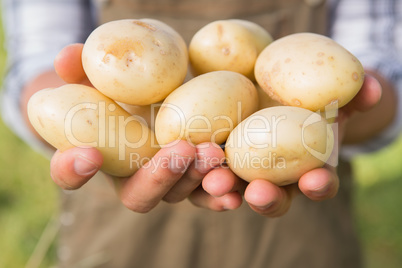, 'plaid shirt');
1,0,96,152
1,0,402,156
331,0,402,157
